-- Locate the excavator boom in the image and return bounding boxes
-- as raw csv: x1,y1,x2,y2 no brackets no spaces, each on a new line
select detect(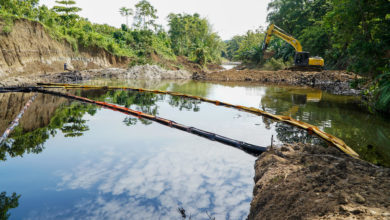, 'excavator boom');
262,24,324,71
263,24,303,52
